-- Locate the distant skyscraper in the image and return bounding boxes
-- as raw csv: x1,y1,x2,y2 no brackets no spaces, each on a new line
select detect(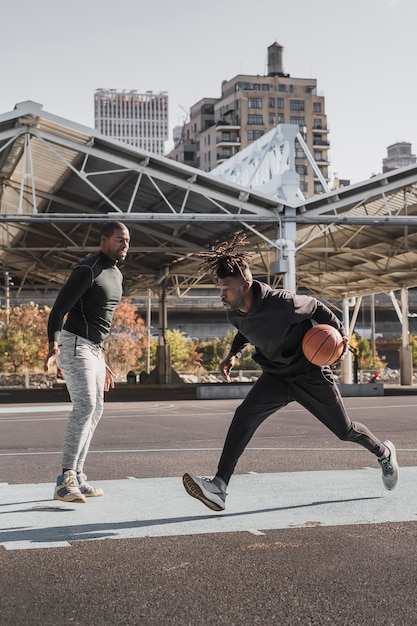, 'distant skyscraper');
382,142,416,173
167,42,329,197
94,89,169,156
